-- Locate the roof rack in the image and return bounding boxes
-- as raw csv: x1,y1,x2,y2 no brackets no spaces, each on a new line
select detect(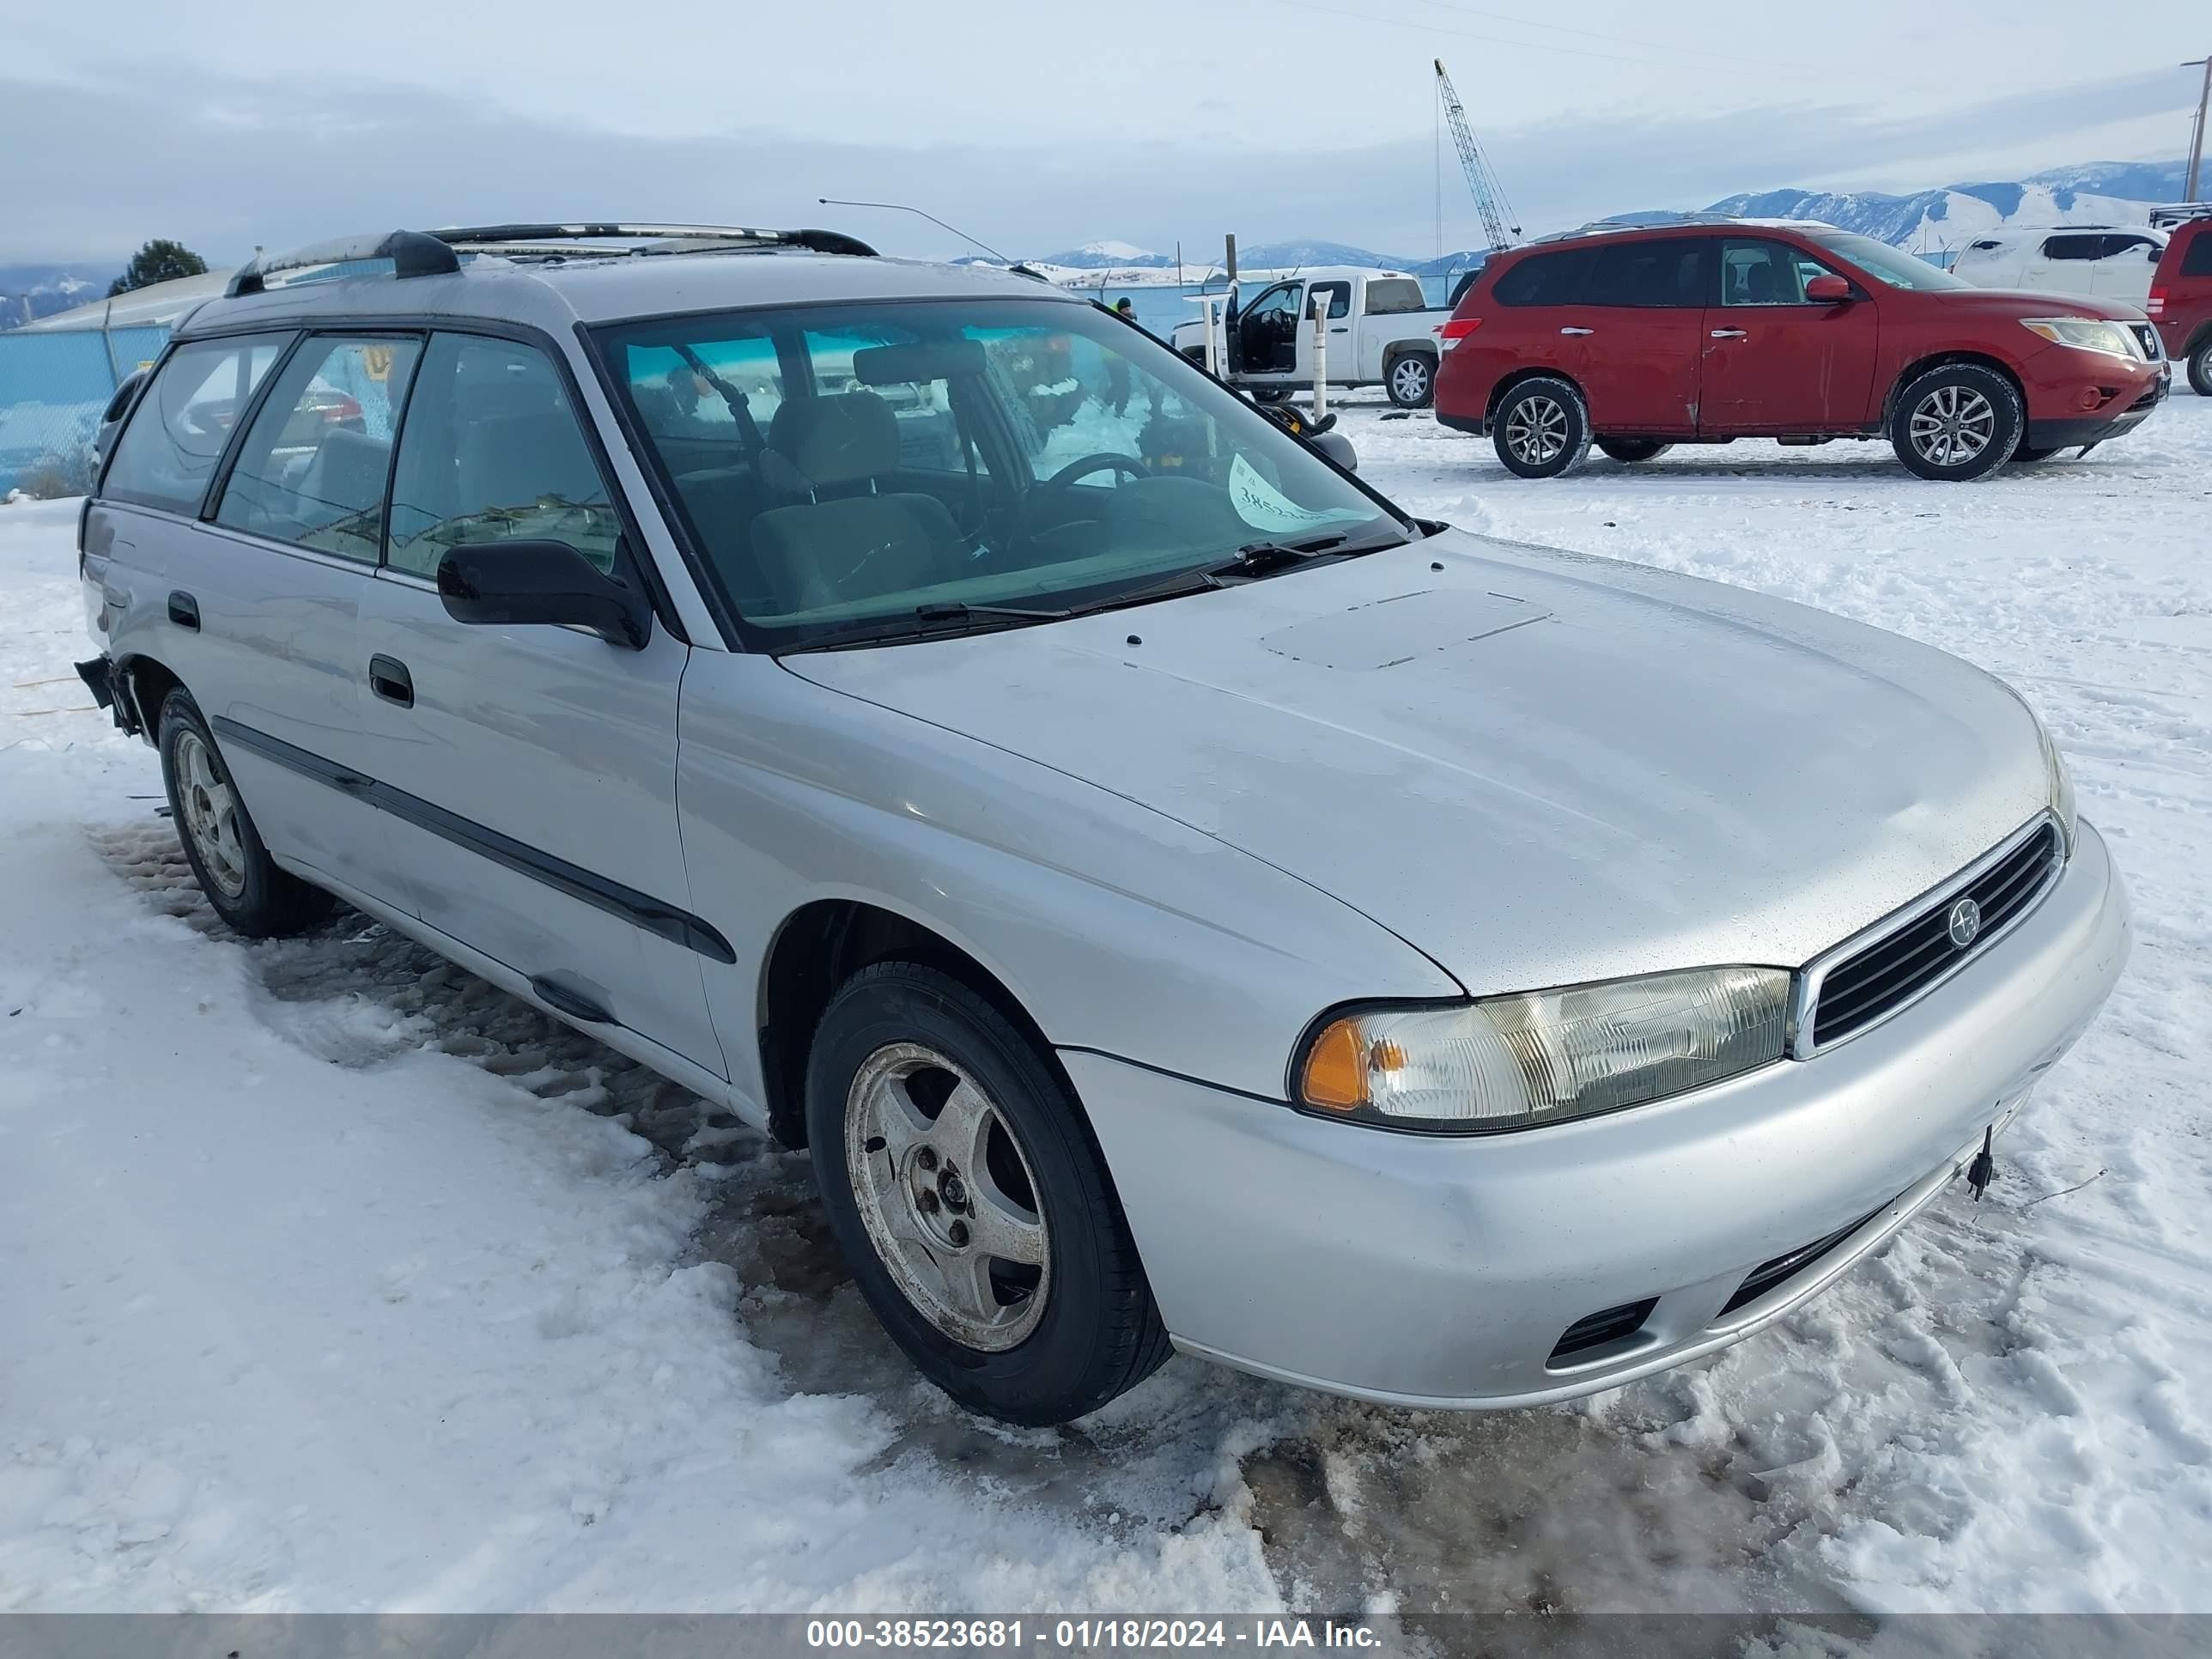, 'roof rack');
430,222,878,258
1526,213,1846,245
226,229,459,296
222,222,878,297
2148,203,2212,228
